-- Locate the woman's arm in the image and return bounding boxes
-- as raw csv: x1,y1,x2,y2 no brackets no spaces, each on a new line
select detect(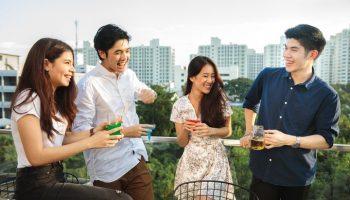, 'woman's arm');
64,118,123,144
63,130,90,145
18,115,122,166
174,122,192,147
192,116,232,138
63,121,111,145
